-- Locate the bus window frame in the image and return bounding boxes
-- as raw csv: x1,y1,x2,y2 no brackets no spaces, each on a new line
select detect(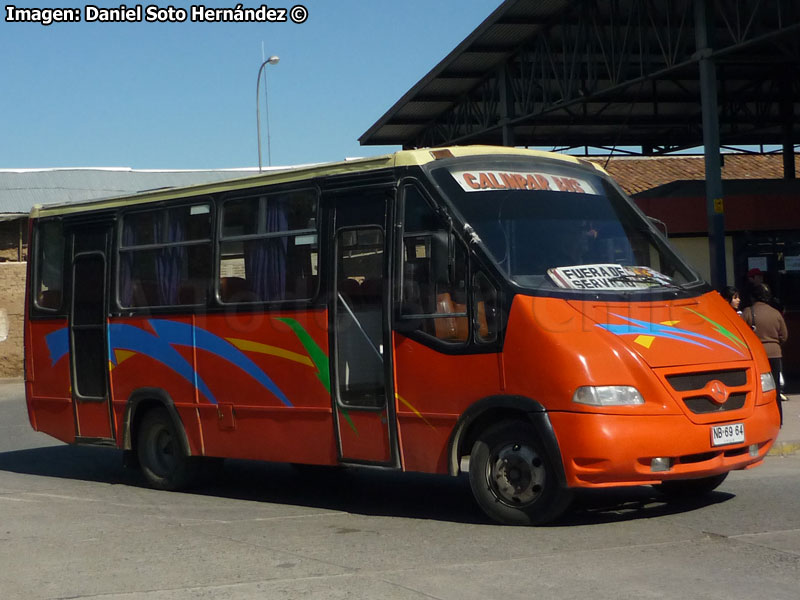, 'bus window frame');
332,223,389,412
115,196,215,312
70,248,110,402
394,180,504,354
31,217,68,316
215,185,322,306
